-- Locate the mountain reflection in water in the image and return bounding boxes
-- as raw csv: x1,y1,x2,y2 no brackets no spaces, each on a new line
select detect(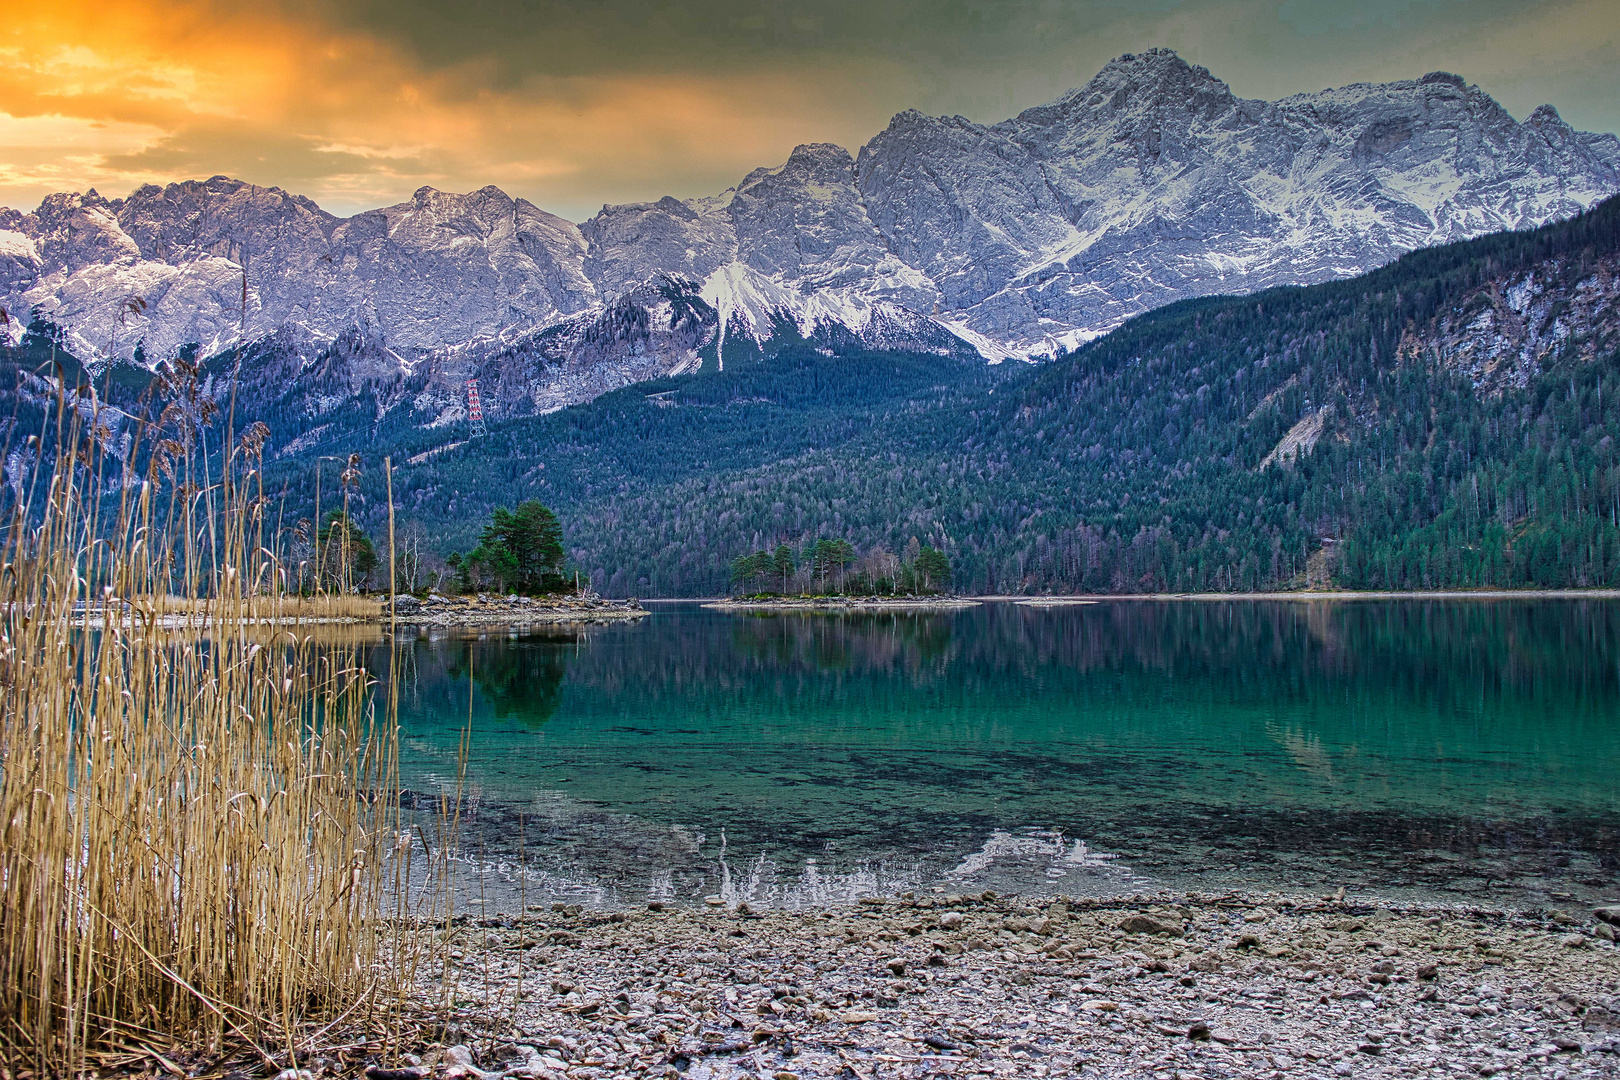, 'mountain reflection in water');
375,600,1620,911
